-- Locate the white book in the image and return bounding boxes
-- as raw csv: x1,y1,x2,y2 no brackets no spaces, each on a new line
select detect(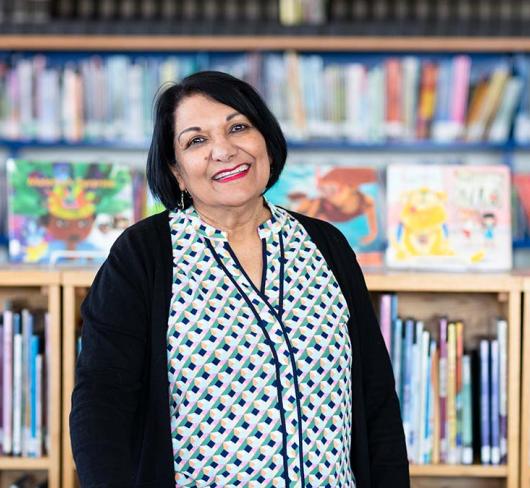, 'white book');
497,319,508,463
410,320,424,463
35,354,43,458
488,77,523,143
417,330,430,463
344,63,366,141
12,332,22,456
402,57,420,141
2,310,13,454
